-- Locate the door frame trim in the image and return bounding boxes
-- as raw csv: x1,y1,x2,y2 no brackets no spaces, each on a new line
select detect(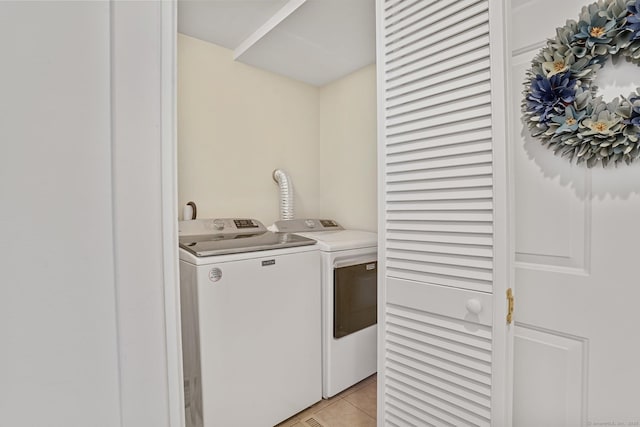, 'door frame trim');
488,0,515,424
160,1,184,426
375,0,387,424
